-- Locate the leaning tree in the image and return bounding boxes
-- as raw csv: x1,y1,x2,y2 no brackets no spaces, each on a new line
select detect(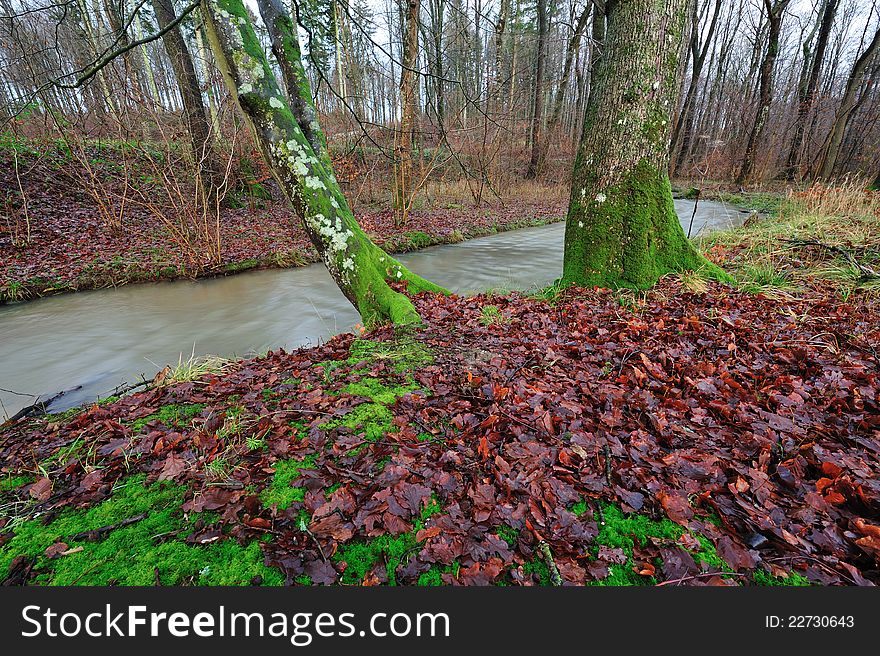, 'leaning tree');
561,0,725,289
200,0,445,327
